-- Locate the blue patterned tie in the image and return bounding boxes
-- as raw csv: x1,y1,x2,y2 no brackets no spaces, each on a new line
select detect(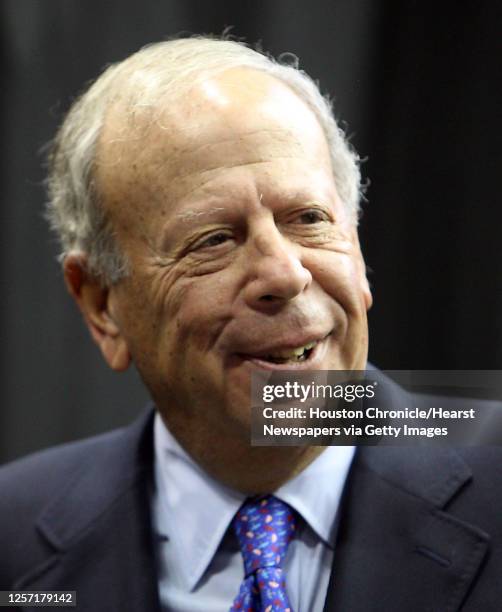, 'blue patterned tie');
230,495,296,612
